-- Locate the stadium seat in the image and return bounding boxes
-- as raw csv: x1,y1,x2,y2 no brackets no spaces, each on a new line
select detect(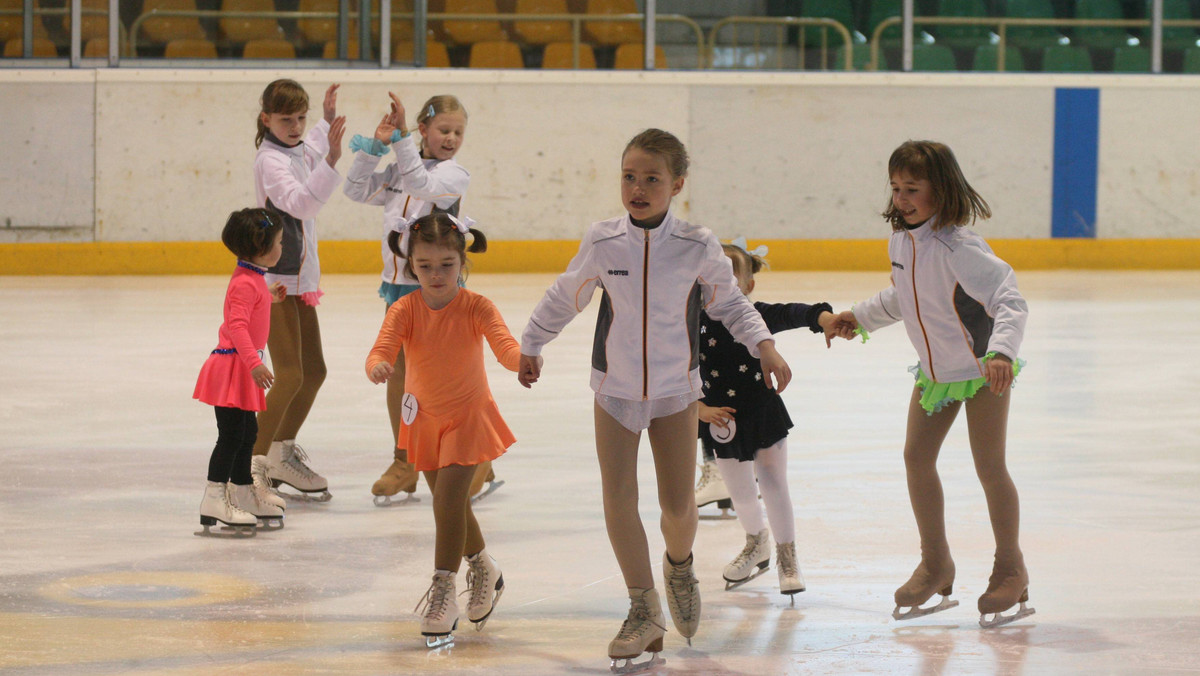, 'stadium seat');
243,37,295,57
832,34,870,69
1183,45,1200,72
372,0,415,45
392,39,451,65
441,0,507,45
0,0,49,42
140,0,207,44
798,0,857,49
512,0,572,45
972,43,1025,69
467,38,523,66
911,42,958,69
1145,0,1196,50
1110,44,1149,71
220,0,284,43
298,0,356,46
1073,0,1133,49
584,0,641,46
935,0,994,50
612,42,665,68
866,0,934,47
66,0,112,43
1003,0,1067,50
541,40,596,67
163,37,218,57
322,38,372,58
3,36,56,56
1040,43,1093,70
